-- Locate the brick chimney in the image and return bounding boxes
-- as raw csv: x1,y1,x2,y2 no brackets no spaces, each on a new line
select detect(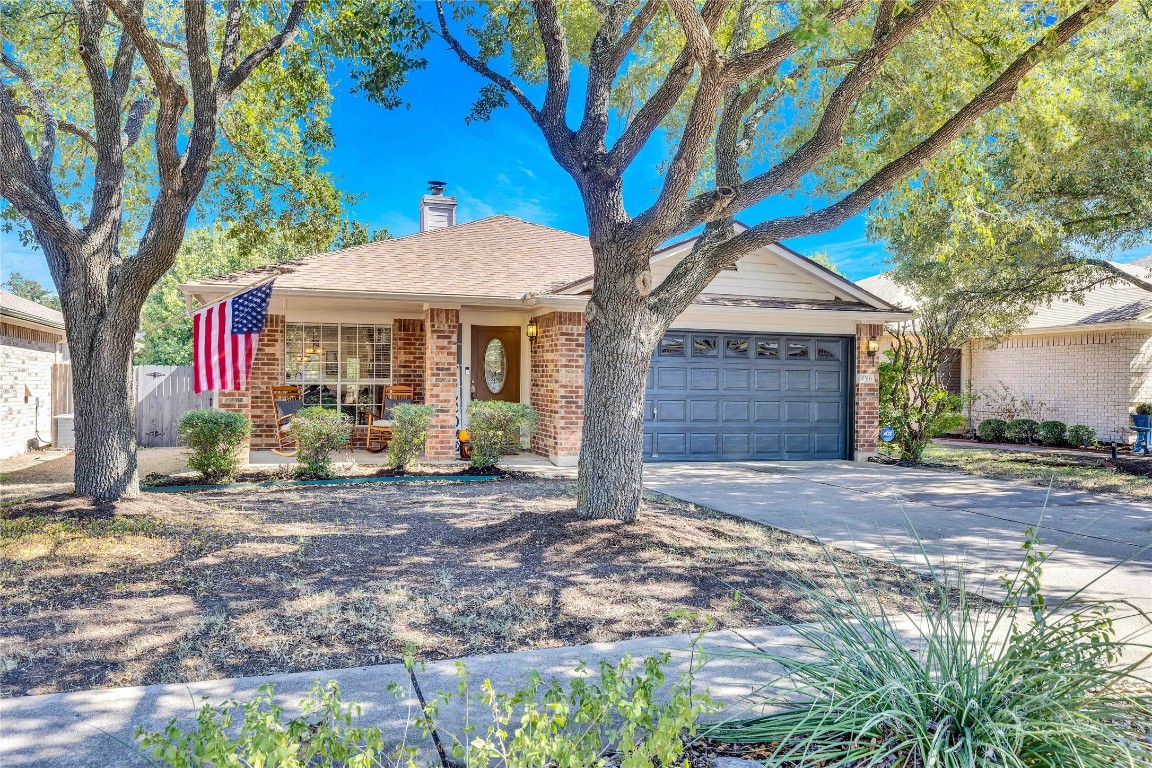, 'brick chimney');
419,180,457,232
